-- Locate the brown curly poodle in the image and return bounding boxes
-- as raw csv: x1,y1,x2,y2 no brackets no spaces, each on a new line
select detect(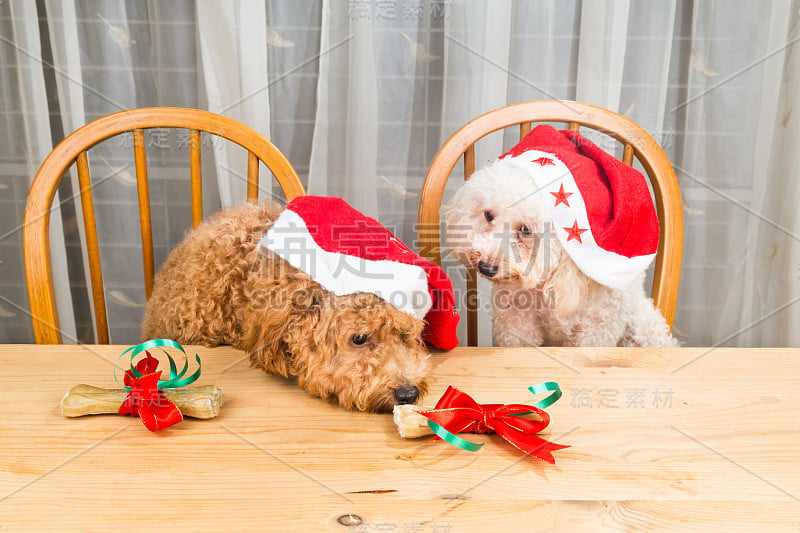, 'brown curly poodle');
141,201,431,412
